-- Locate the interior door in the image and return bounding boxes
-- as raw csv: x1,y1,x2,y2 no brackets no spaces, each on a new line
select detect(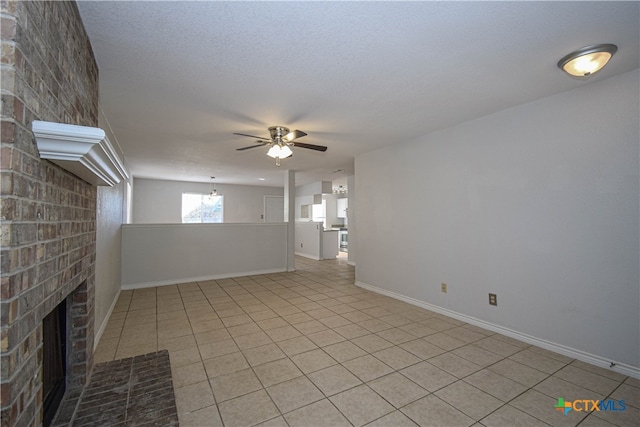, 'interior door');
264,196,284,222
